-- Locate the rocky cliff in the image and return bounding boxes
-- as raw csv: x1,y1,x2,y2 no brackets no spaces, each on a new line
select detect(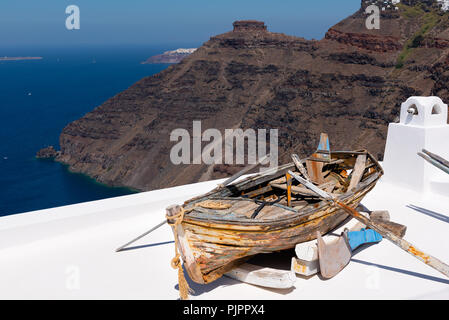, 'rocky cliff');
56,1,449,191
